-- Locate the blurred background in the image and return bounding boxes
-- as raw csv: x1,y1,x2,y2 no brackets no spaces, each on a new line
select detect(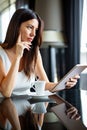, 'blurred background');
0,0,86,84
0,0,87,89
